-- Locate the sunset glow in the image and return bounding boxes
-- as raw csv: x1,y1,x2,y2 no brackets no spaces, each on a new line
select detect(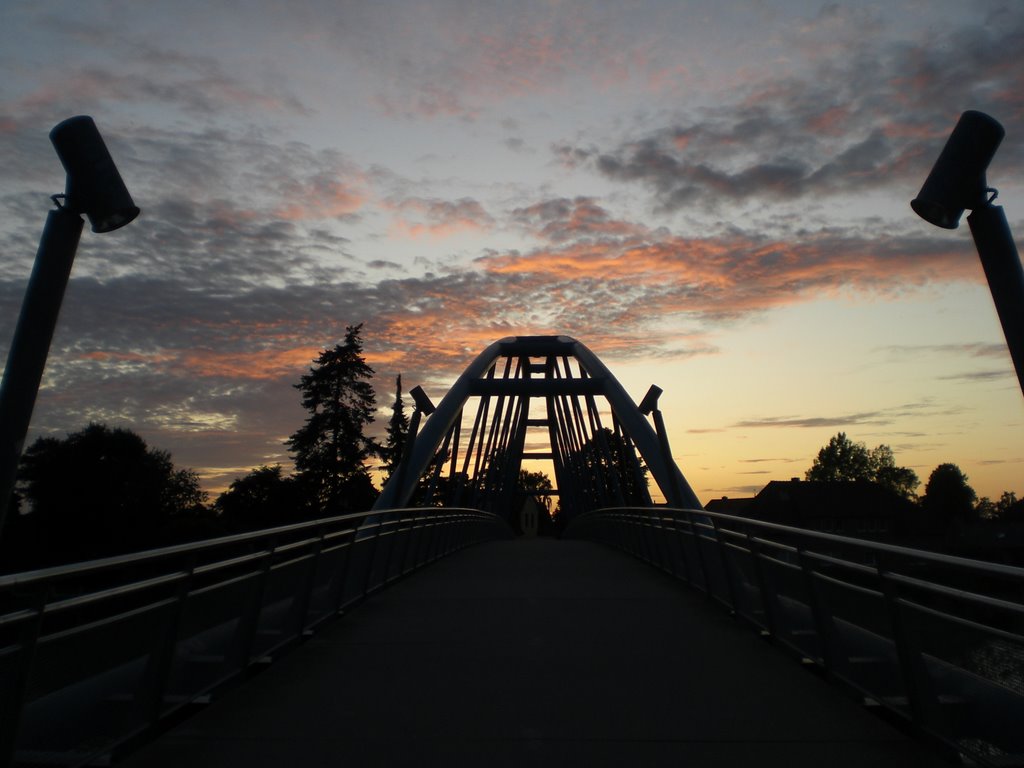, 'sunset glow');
1,1,1022,500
